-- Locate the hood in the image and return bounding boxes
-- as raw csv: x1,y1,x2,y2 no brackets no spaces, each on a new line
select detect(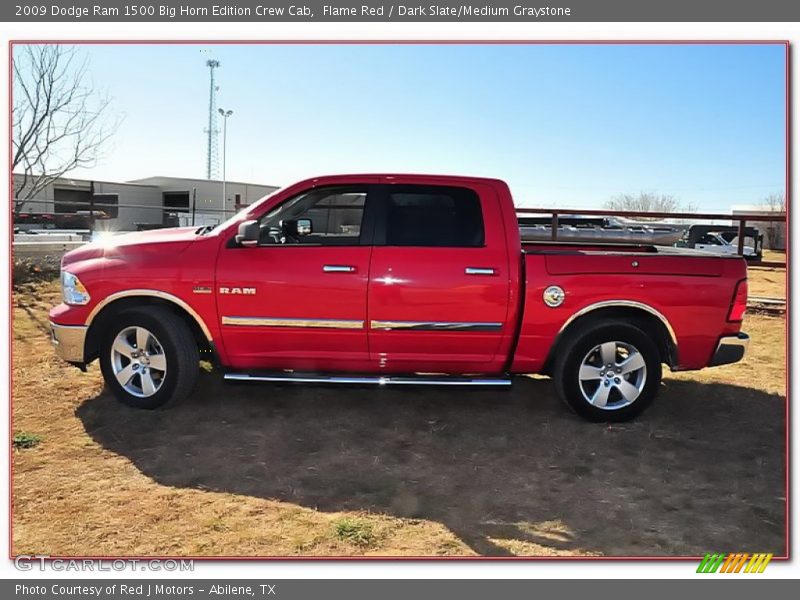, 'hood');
98,226,200,247
61,227,200,268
